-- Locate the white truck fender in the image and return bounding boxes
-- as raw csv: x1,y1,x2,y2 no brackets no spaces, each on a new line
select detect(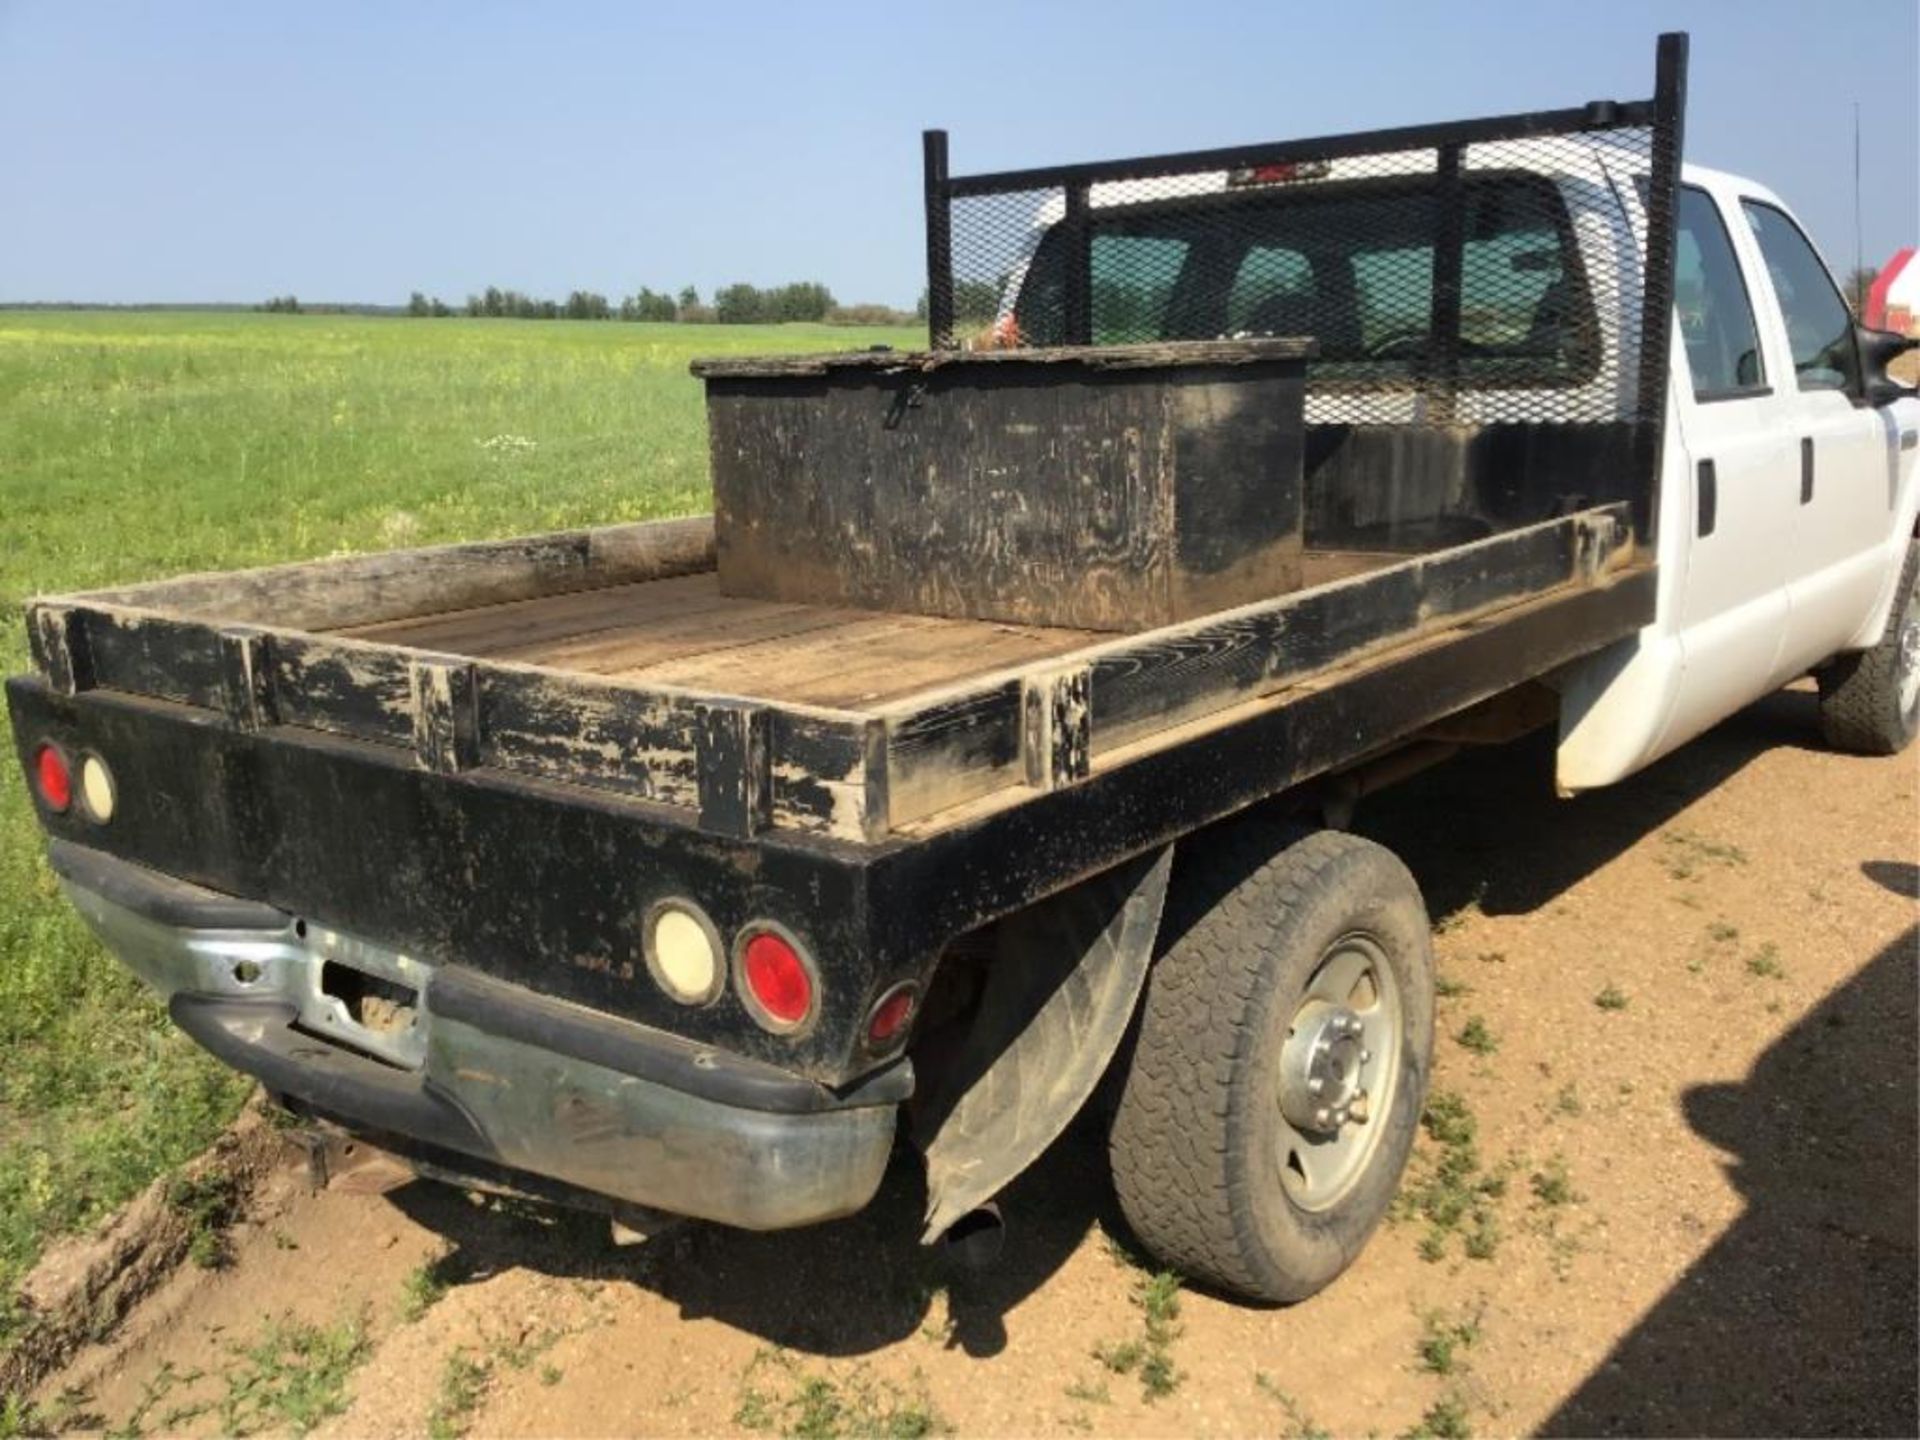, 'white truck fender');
1839,401,1920,653
1553,627,1686,794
